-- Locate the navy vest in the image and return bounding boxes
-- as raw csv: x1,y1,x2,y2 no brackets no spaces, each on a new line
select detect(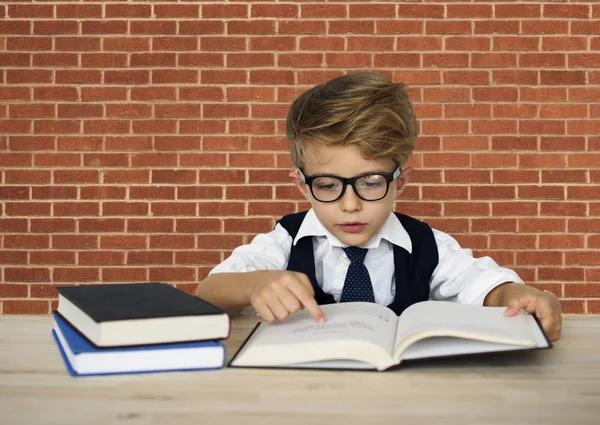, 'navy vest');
277,211,439,316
